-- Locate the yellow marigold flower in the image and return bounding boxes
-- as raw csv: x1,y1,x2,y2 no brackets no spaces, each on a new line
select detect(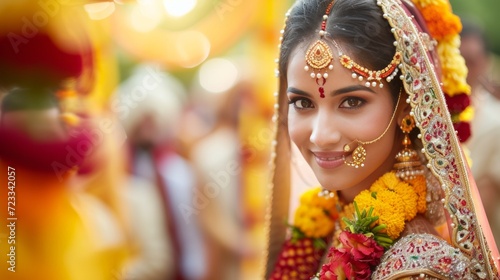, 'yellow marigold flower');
393,181,418,221
370,192,405,239
353,190,376,214
374,190,405,220
438,35,470,96
354,172,419,240
311,191,338,211
295,207,334,238
354,188,407,240
407,175,427,214
377,172,401,191
459,104,474,122
299,187,320,205
294,205,335,238
364,172,418,221
378,207,405,239
294,186,339,238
